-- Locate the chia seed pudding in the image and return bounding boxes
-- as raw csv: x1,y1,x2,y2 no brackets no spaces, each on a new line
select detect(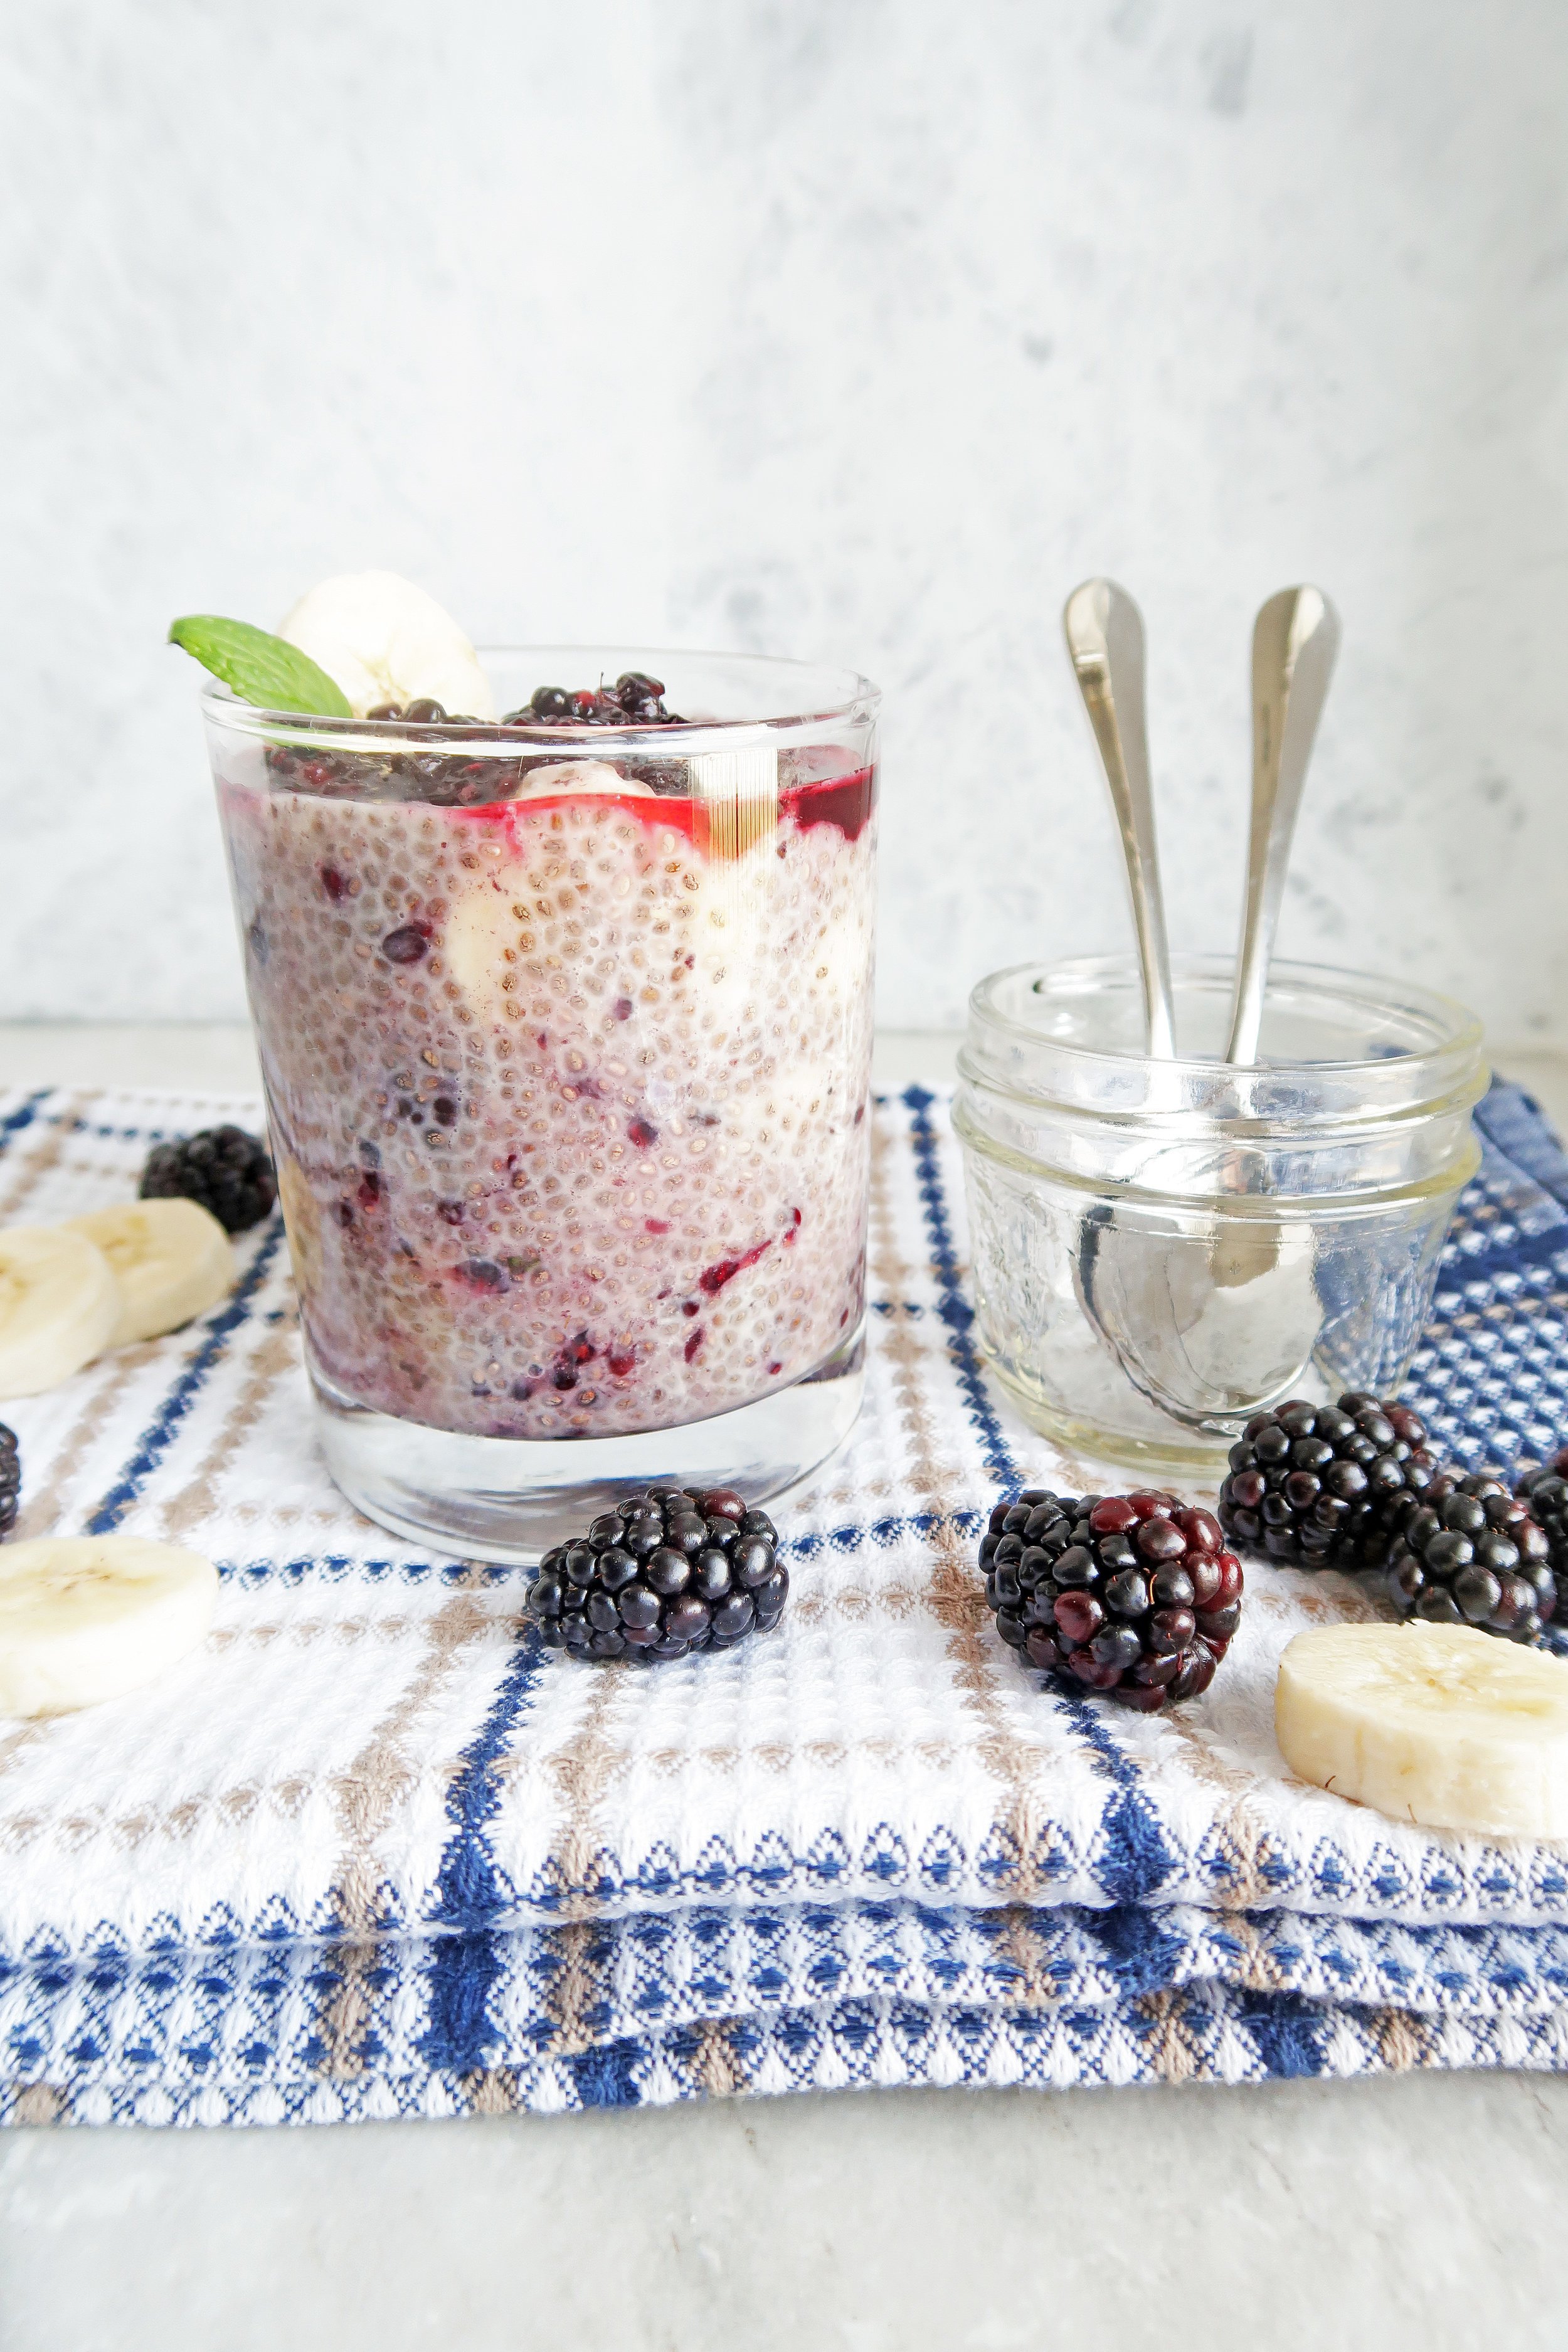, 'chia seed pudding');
208,662,878,1447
